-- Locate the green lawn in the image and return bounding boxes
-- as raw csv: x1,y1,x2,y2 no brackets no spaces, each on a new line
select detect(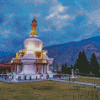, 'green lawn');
0,80,100,100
